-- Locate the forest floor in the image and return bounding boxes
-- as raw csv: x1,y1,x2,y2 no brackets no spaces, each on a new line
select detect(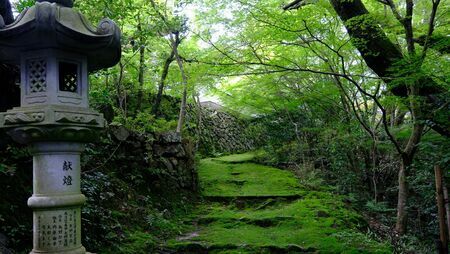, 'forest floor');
164,153,391,253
